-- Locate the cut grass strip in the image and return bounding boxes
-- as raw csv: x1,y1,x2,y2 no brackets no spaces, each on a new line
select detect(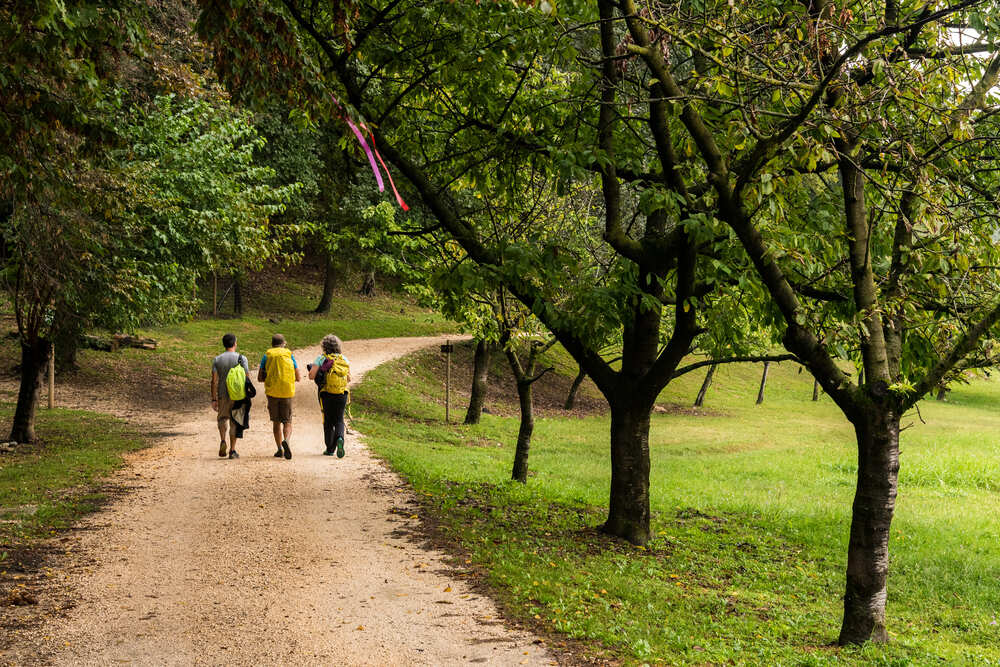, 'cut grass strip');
0,405,146,564
353,347,1000,666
